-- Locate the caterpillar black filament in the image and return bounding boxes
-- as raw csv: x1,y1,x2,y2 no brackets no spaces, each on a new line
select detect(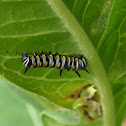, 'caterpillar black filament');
22,51,89,77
